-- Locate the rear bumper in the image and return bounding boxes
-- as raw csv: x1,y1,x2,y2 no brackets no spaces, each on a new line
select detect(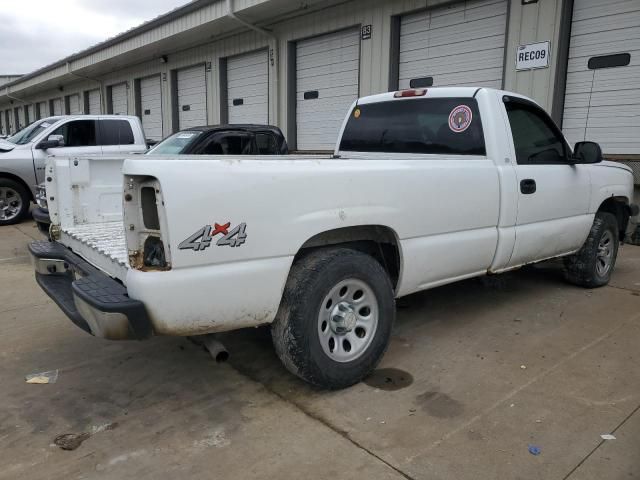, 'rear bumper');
32,207,51,235
29,241,152,340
